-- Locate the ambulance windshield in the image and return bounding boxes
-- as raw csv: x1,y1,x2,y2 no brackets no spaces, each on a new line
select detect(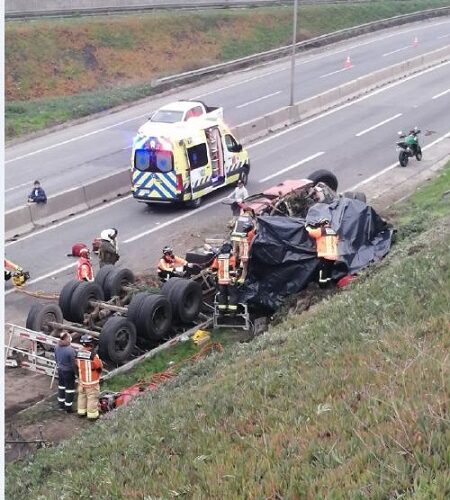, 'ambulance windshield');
150,110,184,123
134,149,173,173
